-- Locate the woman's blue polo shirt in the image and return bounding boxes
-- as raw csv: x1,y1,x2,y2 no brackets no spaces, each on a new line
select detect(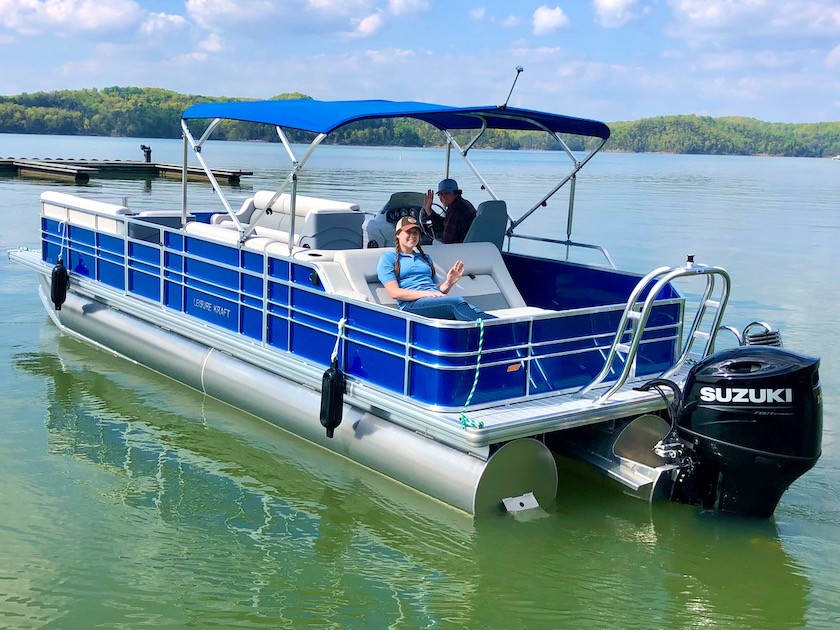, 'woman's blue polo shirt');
377,250,438,308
